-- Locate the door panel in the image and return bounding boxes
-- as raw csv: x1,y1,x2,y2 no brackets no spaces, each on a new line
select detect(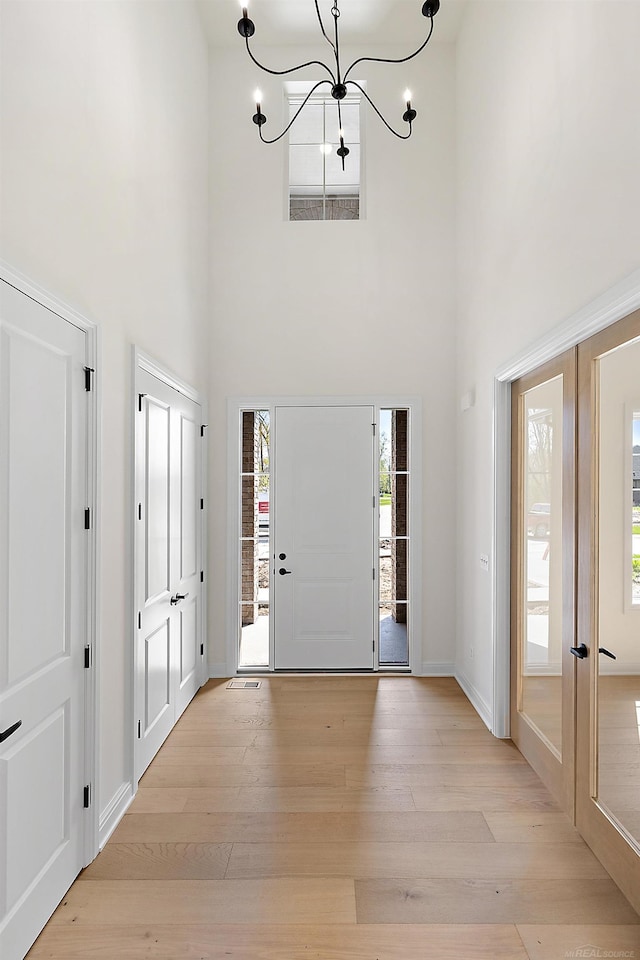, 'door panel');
577,310,640,913
135,371,203,778
0,280,86,960
274,406,375,670
145,399,171,602
511,351,576,813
